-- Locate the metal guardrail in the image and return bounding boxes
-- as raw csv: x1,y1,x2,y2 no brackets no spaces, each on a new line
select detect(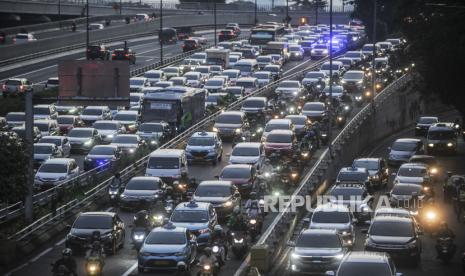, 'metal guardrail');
234,73,412,276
